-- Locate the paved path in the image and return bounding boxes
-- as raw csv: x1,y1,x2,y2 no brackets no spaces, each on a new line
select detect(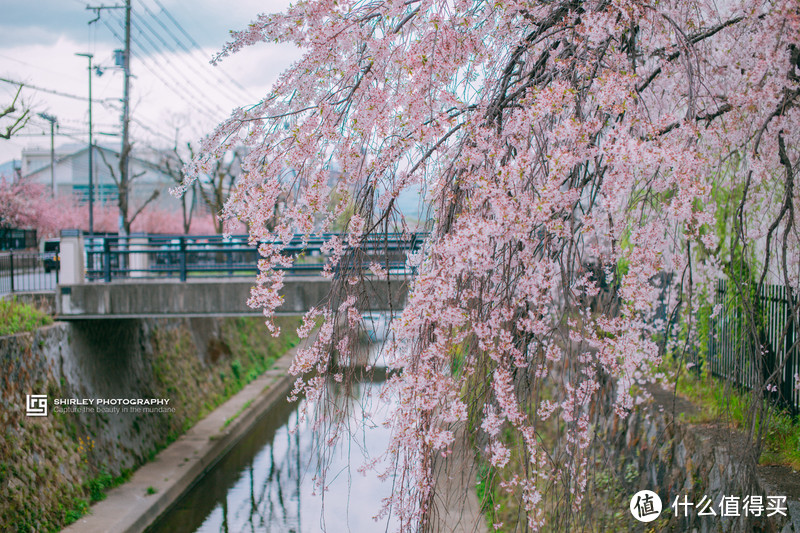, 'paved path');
432,425,489,533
